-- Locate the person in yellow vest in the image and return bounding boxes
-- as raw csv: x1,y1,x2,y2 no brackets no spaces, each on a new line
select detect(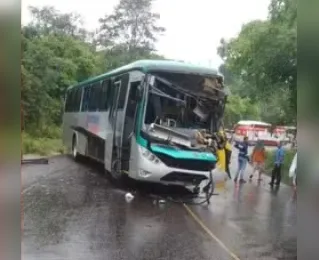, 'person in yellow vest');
216,130,232,179
194,128,231,180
